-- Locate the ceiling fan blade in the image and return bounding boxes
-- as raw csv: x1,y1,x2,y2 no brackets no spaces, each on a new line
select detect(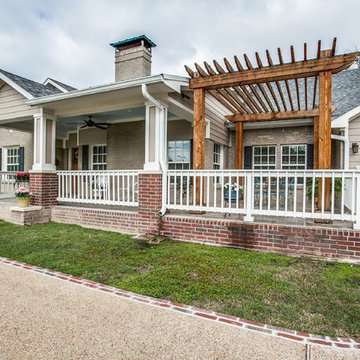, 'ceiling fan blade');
95,124,107,130
80,125,88,129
